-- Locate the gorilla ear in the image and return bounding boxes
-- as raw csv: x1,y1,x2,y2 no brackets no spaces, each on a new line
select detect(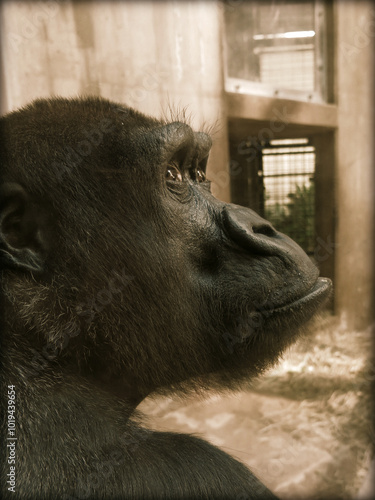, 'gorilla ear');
0,182,46,273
